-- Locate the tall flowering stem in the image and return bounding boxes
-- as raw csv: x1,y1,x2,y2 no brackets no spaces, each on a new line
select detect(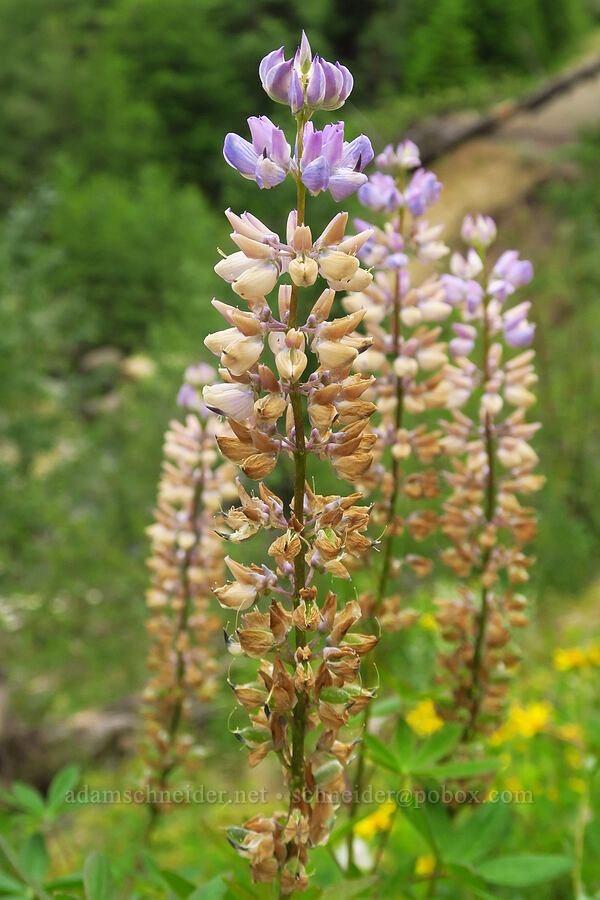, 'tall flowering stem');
289,111,308,810
141,365,236,828
207,32,380,895
436,219,542,740
342,144,458,863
